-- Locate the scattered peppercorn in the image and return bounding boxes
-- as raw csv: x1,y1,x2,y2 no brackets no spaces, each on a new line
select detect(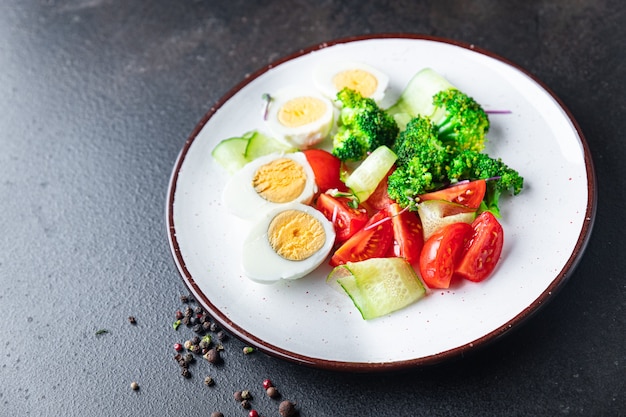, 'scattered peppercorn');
172,320,181,330
181,368,191,379
241,399,251,409
175,310,184,320
184,353,195,365
279,400,297,417
266,386,280,399
243,346,254,354
192,323,204,334
204,376,215,386
130,381,139,391
204,348,220,364
241,390,252,400
174,343,183,352
180,294,190,303
128,316,137,325
95,329,109,336
216,330,228,341
248,410,259,417
184,306,193,318
210,413,224,417
234,391,244,402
